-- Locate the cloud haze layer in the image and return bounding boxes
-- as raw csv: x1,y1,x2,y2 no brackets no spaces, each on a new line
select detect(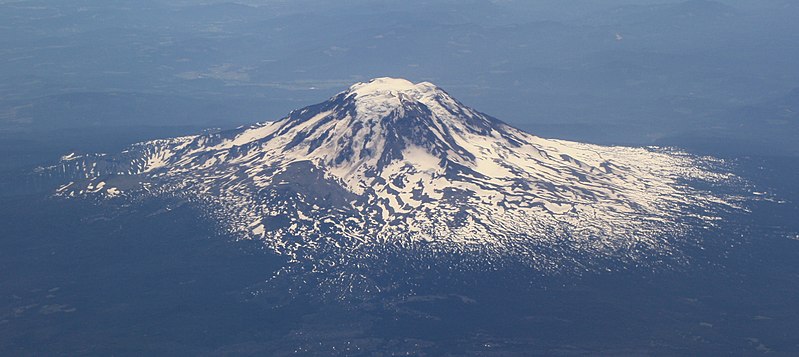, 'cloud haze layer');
1,0,797,155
